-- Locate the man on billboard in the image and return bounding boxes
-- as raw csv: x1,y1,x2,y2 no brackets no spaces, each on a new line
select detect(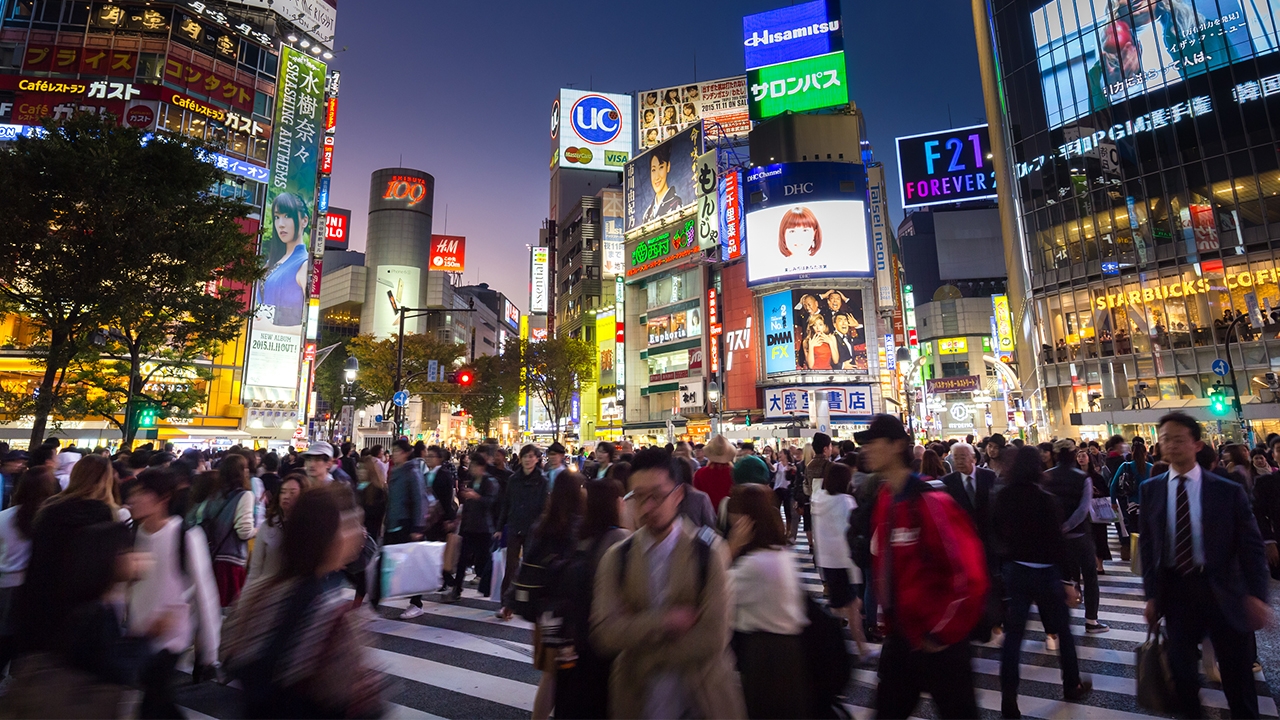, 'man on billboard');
258,192,310,327
833,313,867,370
641,144,684,224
